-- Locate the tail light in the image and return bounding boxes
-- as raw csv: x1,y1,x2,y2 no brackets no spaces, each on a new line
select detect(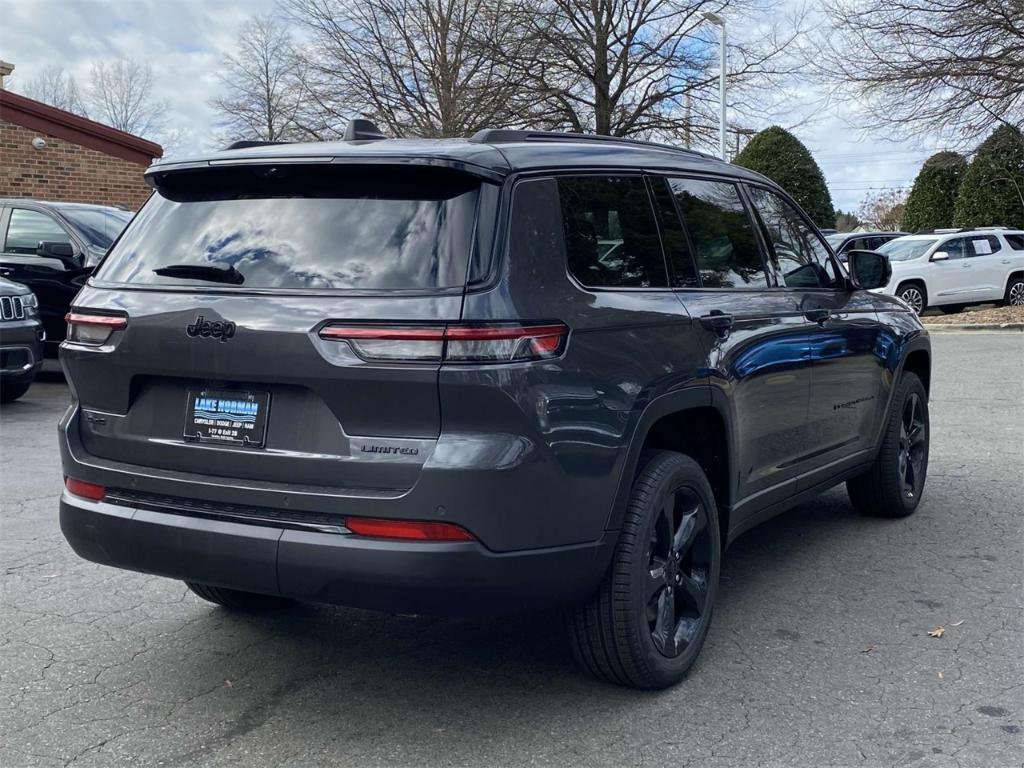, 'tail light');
319,322,568,363
65,477,106,501
345,516,475,541
66,312,127,346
